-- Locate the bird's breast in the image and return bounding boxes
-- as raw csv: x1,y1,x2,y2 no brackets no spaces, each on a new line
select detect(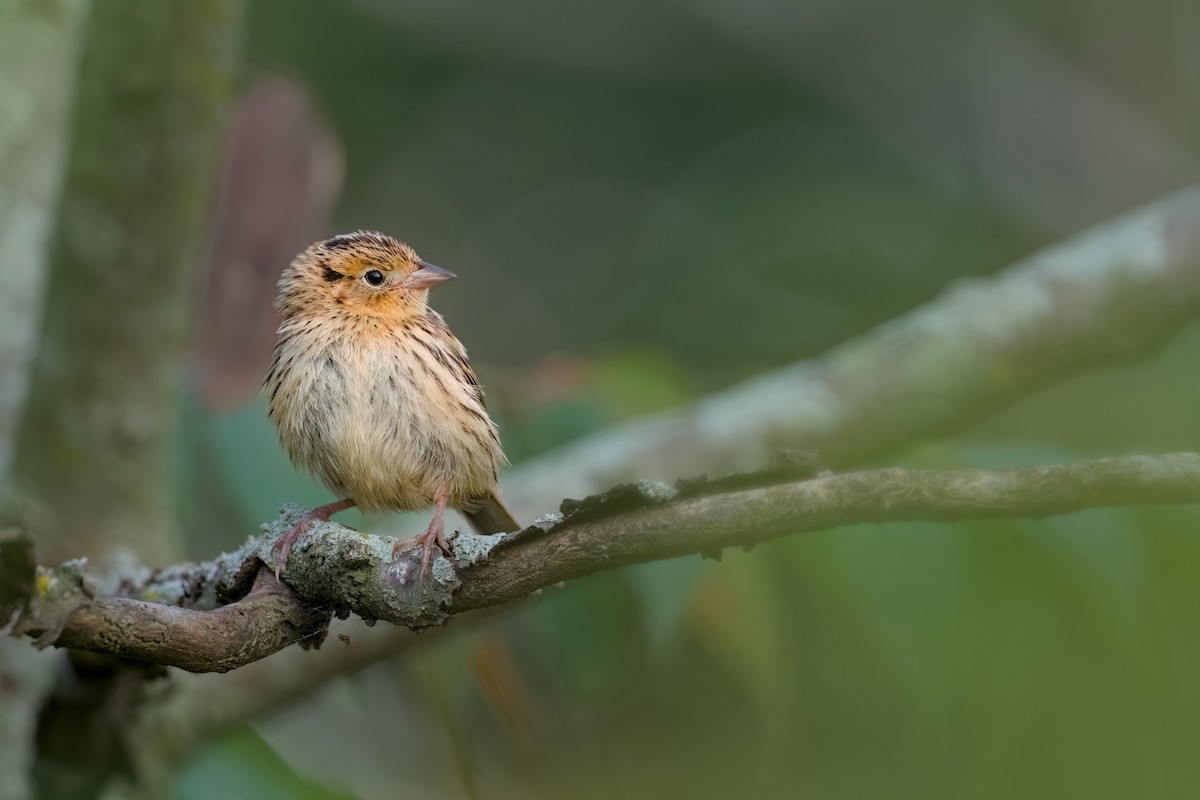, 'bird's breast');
266,318,502,513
